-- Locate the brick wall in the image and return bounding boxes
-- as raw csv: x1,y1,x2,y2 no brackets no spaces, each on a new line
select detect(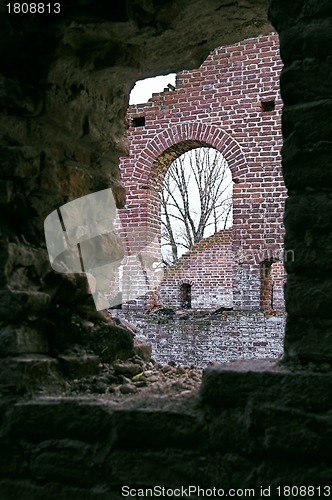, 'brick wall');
159,229,233,309
112,310,285,367
117,32,287,311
